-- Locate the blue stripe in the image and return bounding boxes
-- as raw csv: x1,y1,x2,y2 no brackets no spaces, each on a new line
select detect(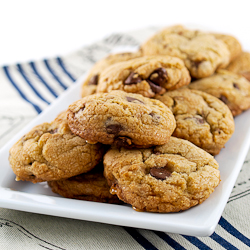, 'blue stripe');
153,231,186,250
2,66,42,114
29,61,58,98
182,235,212,250
56,57,76,82
219,217,250,247
210,232,238,250
123,227,158,250
43,59,68,90
16,64,50,105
